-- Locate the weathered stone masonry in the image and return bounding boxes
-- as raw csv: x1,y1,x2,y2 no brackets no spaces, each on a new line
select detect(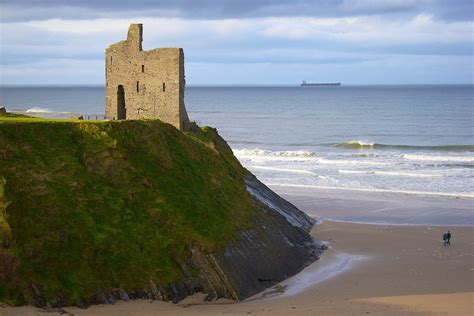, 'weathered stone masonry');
105,23,190,131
